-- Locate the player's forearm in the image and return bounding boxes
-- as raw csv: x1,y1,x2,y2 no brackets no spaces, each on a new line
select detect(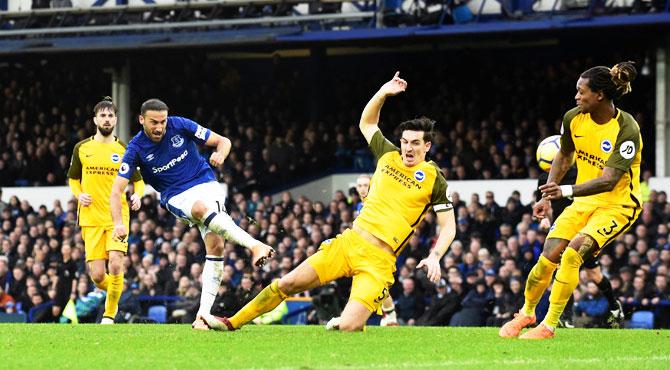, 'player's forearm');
68,178,83,198
571,168,622,197
546,150,573,185
360,91,387,129
217,136,232,160
110,187,124,225
431,224,456,260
